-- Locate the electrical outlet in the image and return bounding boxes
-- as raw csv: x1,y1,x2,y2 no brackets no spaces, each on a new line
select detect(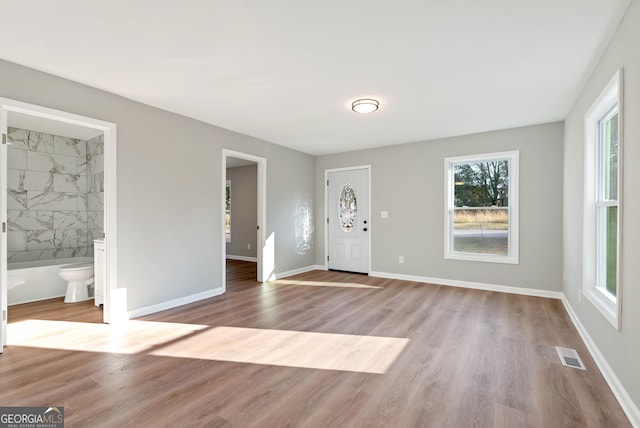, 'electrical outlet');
247,243,251,250
399,256,404,264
